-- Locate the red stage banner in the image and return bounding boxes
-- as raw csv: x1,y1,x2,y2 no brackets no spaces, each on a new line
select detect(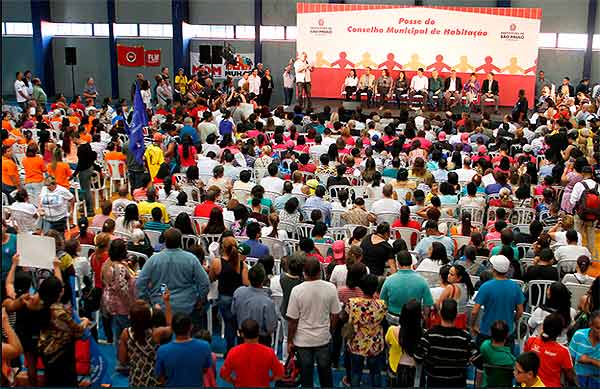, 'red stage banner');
117,45,144,67
145,49,161,67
